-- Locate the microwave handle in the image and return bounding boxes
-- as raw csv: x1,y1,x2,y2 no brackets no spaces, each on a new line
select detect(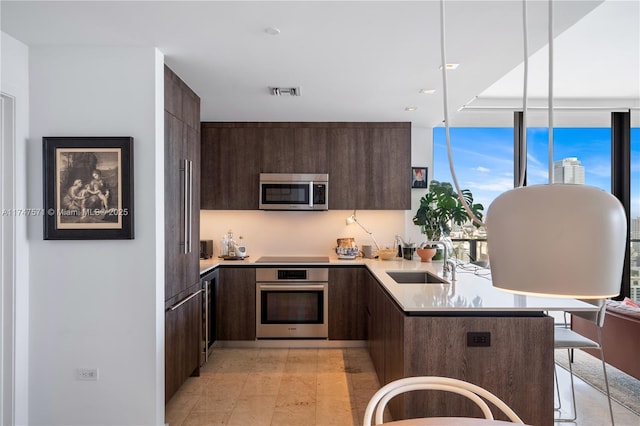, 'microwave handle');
309,182,313,208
